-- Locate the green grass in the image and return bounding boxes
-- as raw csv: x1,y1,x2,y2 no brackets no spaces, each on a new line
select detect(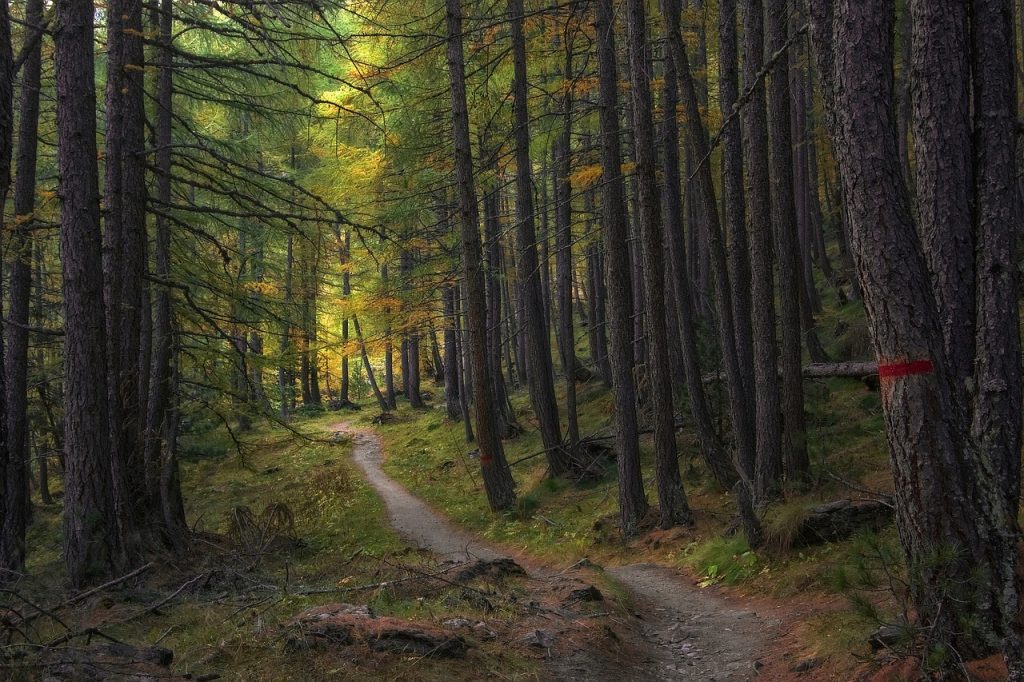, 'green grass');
13,416,542,681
